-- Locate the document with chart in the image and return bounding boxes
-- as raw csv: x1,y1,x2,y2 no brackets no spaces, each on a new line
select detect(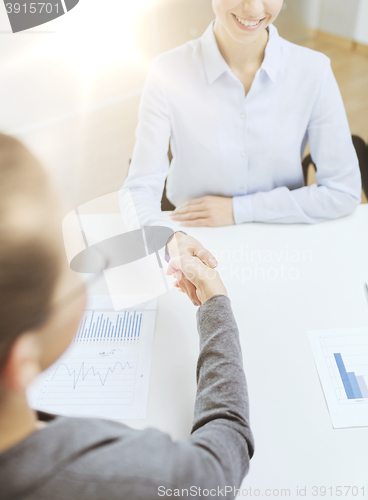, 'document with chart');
308,327,368,428
27,302,157,420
